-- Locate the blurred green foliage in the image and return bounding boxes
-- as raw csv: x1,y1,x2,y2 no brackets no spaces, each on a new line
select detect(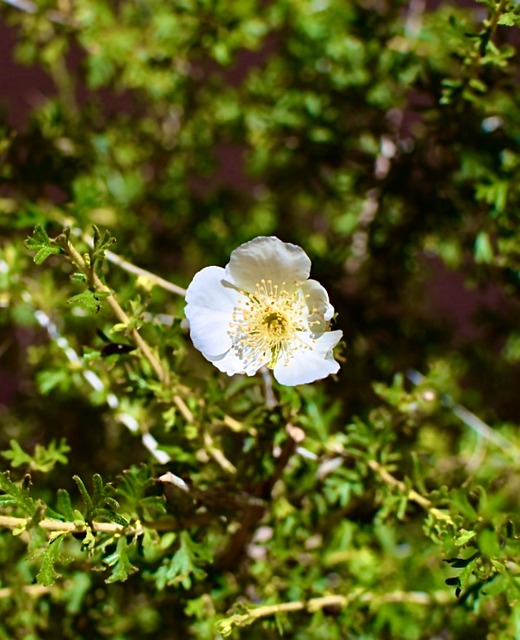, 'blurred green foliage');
1,0,520,638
